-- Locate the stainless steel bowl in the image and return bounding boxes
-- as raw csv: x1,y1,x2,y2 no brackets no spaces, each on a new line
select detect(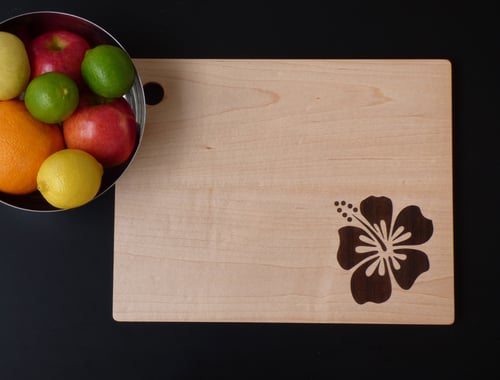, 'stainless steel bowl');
0,11,146,211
